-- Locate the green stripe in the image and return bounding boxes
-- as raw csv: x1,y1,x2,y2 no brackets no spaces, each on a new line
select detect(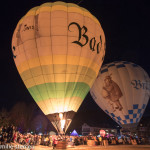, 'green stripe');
28,82,90,102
